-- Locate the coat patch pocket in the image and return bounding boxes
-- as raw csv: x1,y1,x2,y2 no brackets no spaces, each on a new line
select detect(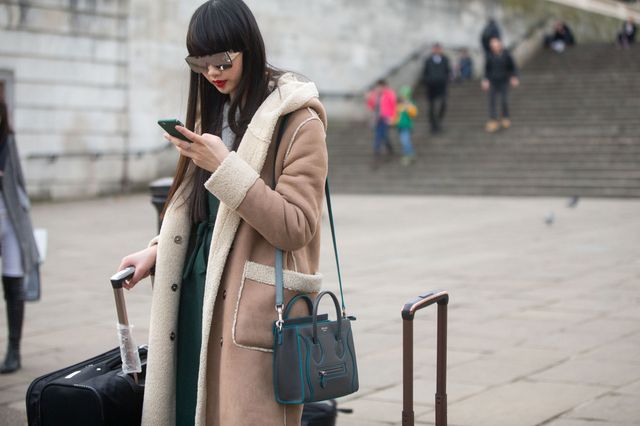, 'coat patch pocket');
233,261,322,352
